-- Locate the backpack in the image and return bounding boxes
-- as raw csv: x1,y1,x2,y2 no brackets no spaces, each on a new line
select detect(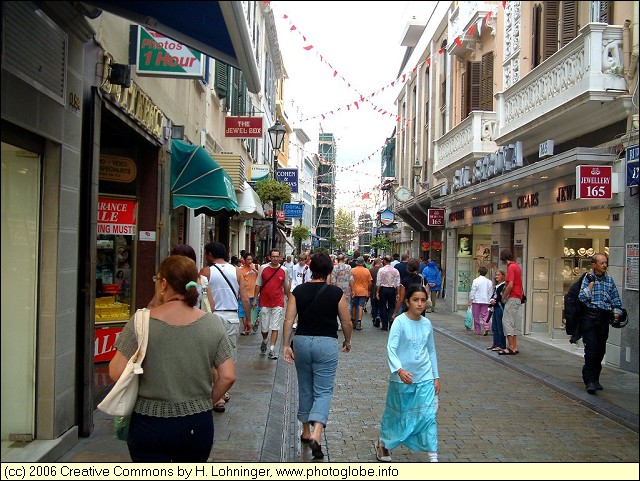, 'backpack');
564,273,587,335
